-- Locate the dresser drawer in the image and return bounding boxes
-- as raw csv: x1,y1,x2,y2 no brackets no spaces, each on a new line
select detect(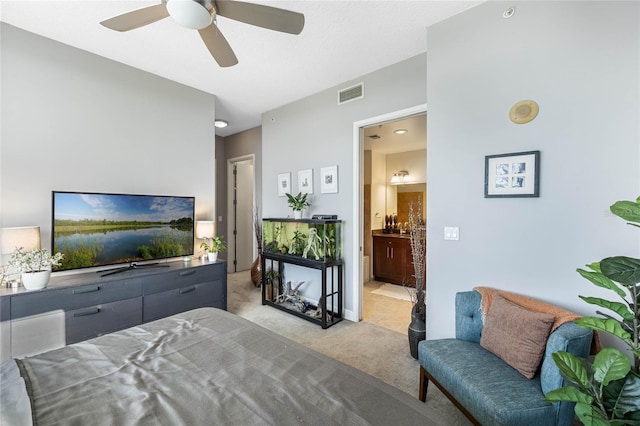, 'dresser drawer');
66,297,142,344
11,278,142,319
143,281,223,323
142,264,224,295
